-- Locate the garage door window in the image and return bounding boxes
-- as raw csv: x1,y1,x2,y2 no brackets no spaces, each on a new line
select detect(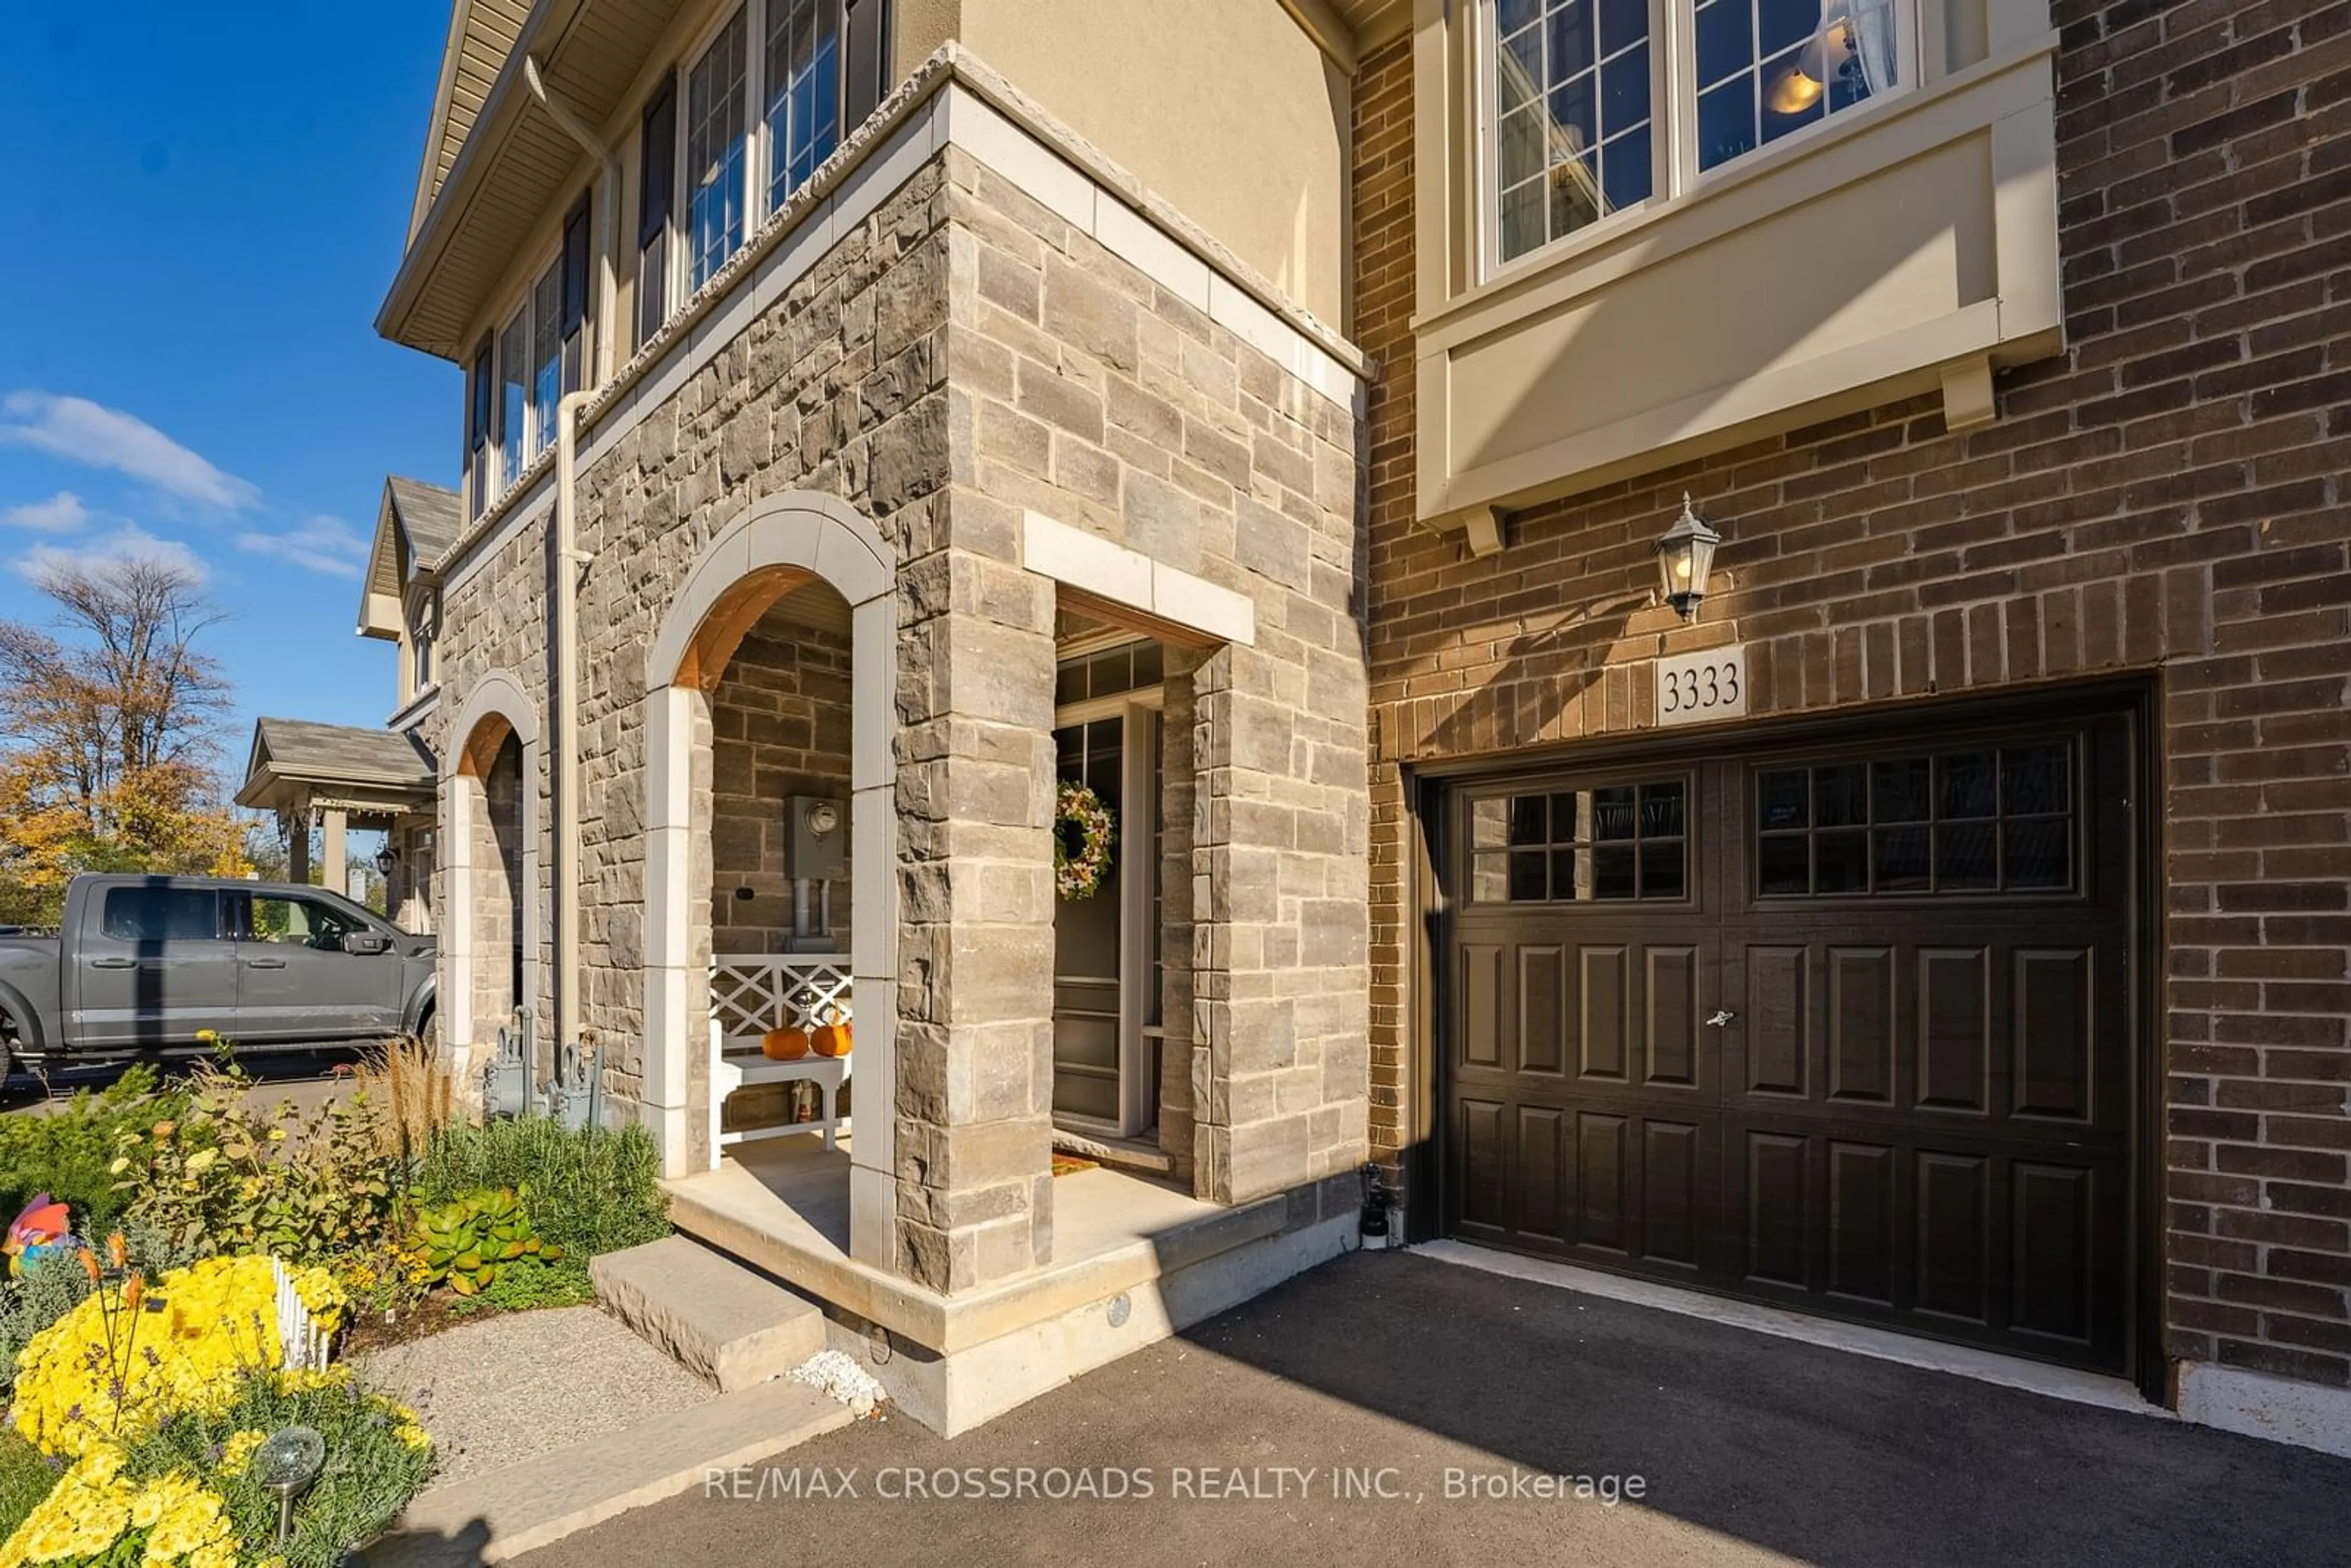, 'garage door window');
1471,778,1687,902
1755,742,2072,897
